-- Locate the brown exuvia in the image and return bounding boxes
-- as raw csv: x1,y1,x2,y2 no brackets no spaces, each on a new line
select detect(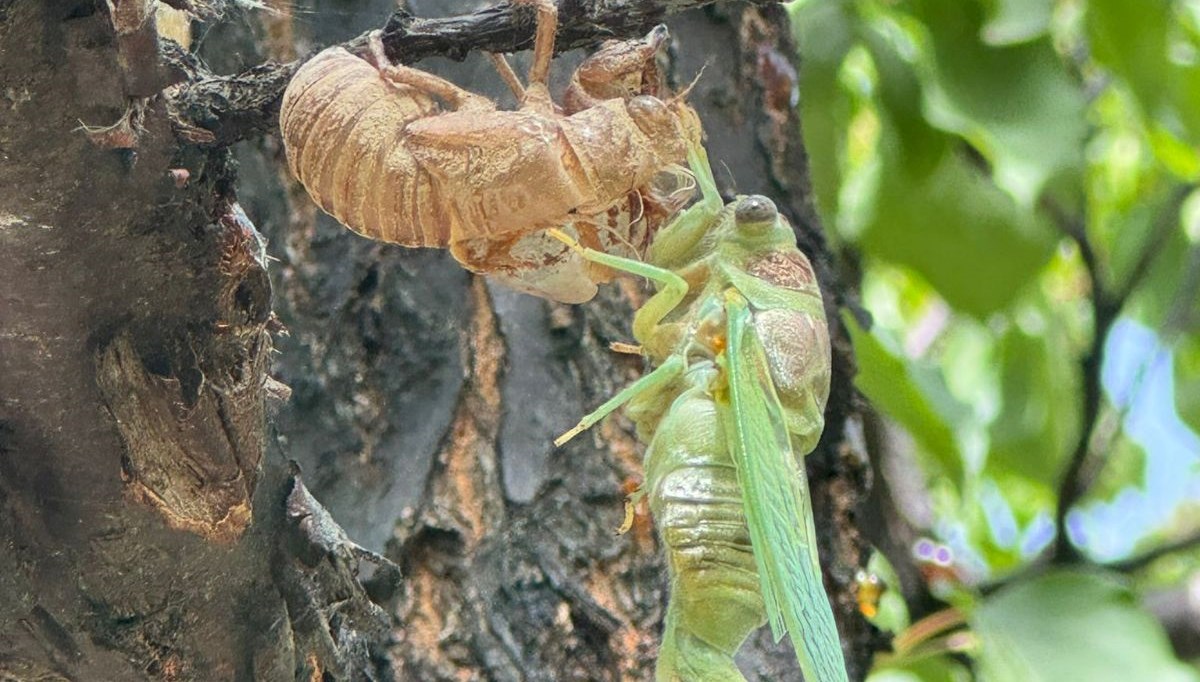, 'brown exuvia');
279,0,702,302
